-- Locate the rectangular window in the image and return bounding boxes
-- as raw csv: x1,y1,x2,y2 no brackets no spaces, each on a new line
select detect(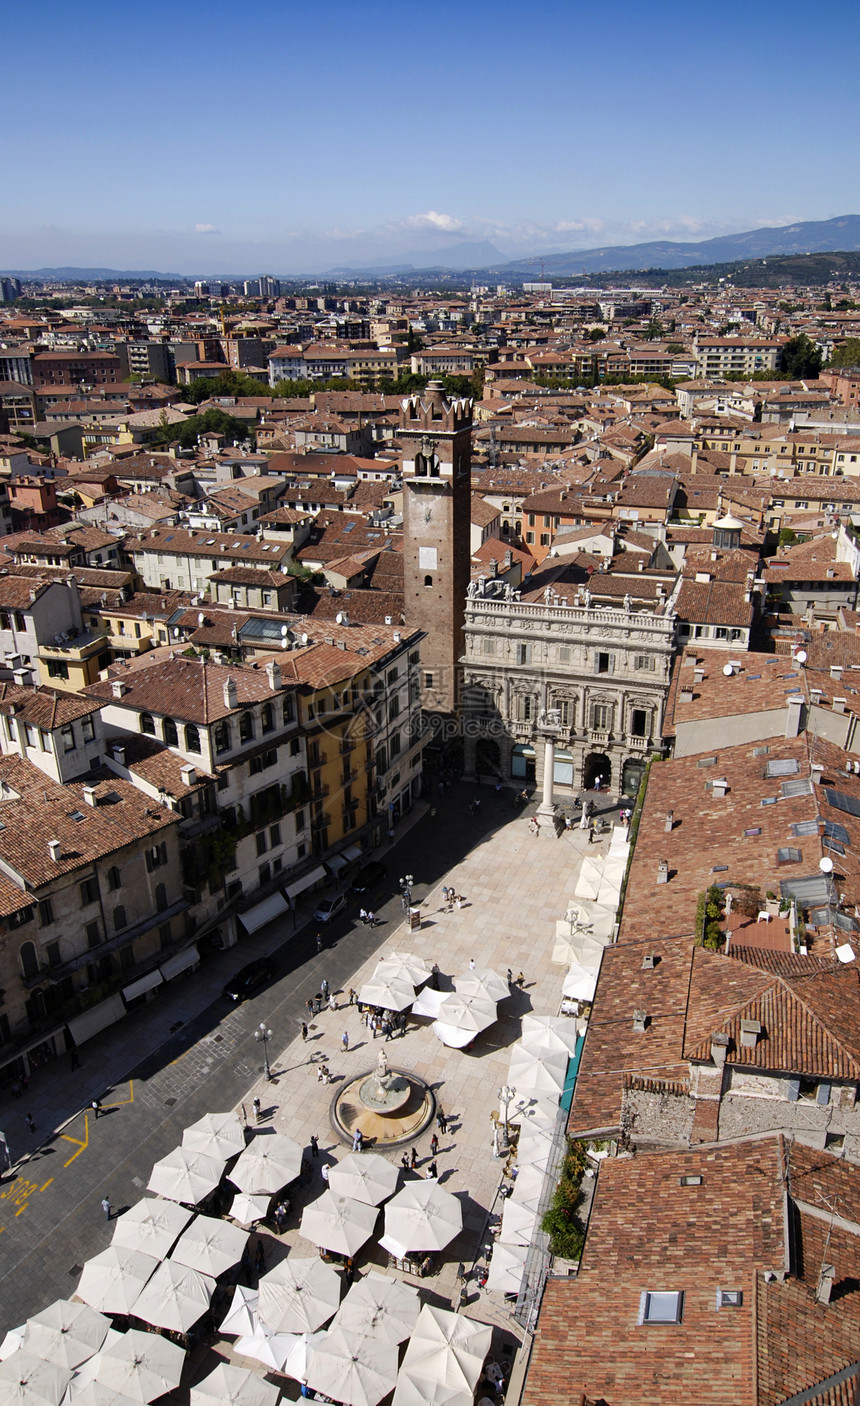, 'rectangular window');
517,643,532,665
295,810,305,833
61,724,75,752
258,862,271,886
82,715,96,743
640,1291,684,1324
631,709,648,738
635,654,656,671
424,673,434,690
47,659,69,680
80,875,100,907
269,823,281,847
45,940,61,969
86,920,101,948
256,831,268,856
596,651,611,674
38,898,54,927
519,696,532,722
591,703,612,731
